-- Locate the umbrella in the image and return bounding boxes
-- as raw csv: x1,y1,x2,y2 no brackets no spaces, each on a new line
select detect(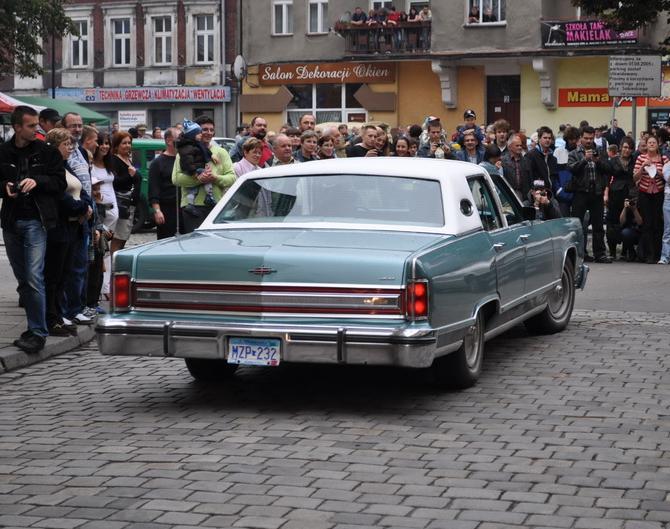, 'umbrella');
0,92,44,113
